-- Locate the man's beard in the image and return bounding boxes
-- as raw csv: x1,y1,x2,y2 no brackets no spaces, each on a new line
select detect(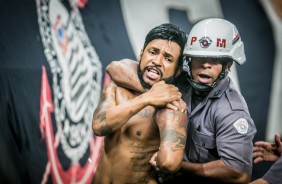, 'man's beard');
137,64,177,90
